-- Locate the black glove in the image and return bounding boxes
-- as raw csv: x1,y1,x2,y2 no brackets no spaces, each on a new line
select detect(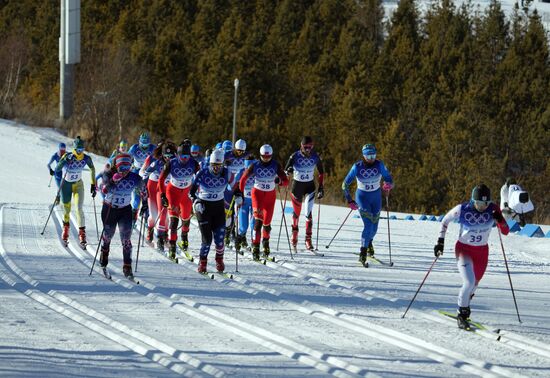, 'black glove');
140,201,149,216
503,202,508,208
434,238,444,257
285,167,294,176
55,194,60,205
274,176,281,184
492,209,505,223
49,168,54,176
90,184,97,198
161,193,169,208
317,185,324,199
